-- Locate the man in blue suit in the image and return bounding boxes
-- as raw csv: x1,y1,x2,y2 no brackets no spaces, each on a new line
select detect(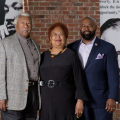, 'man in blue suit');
68,17,119,120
